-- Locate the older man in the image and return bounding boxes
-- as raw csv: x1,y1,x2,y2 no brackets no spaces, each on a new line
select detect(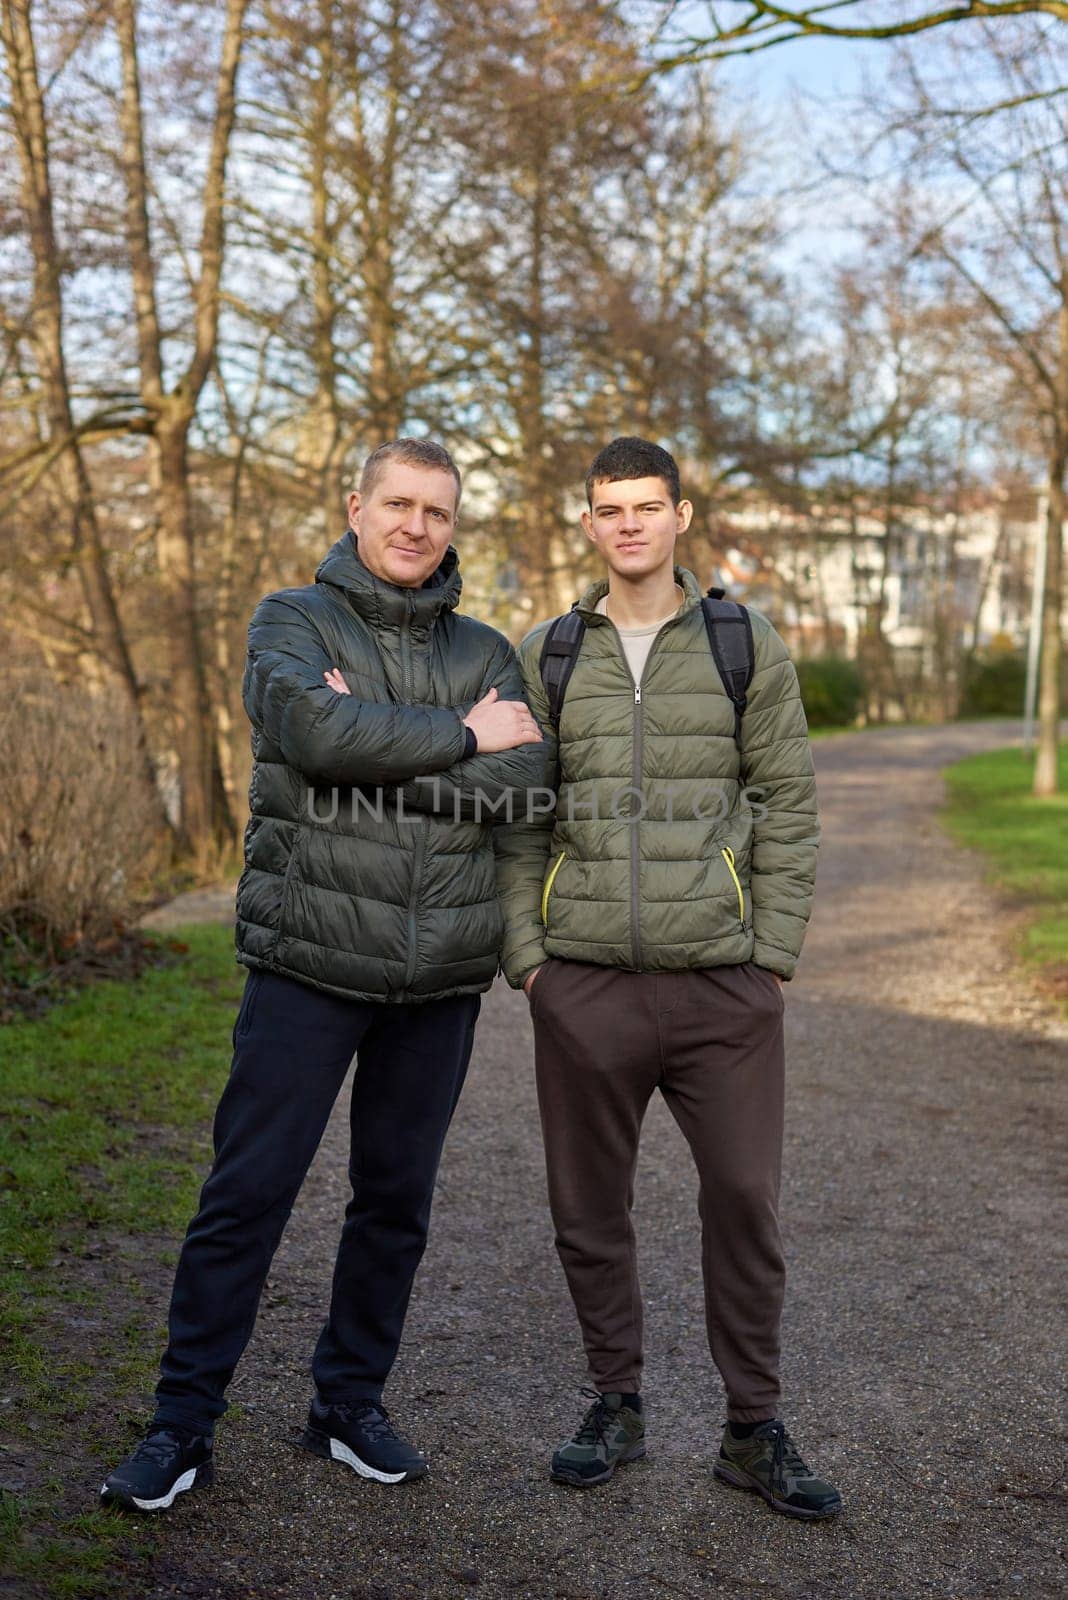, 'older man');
103,438,546,1510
